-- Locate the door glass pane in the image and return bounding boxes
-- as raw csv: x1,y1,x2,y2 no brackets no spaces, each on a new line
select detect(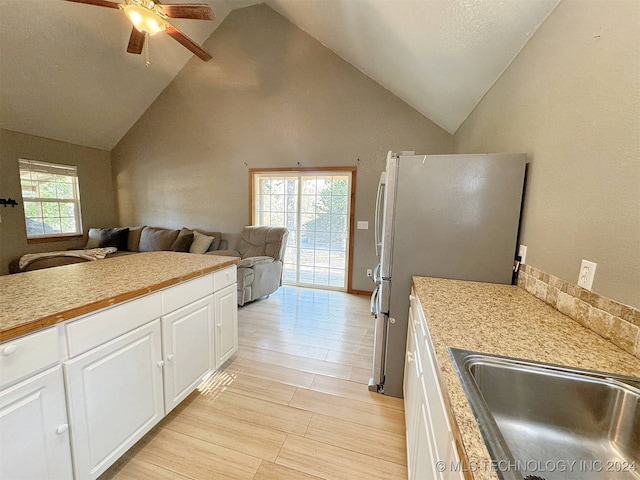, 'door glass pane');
254,172,351,291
